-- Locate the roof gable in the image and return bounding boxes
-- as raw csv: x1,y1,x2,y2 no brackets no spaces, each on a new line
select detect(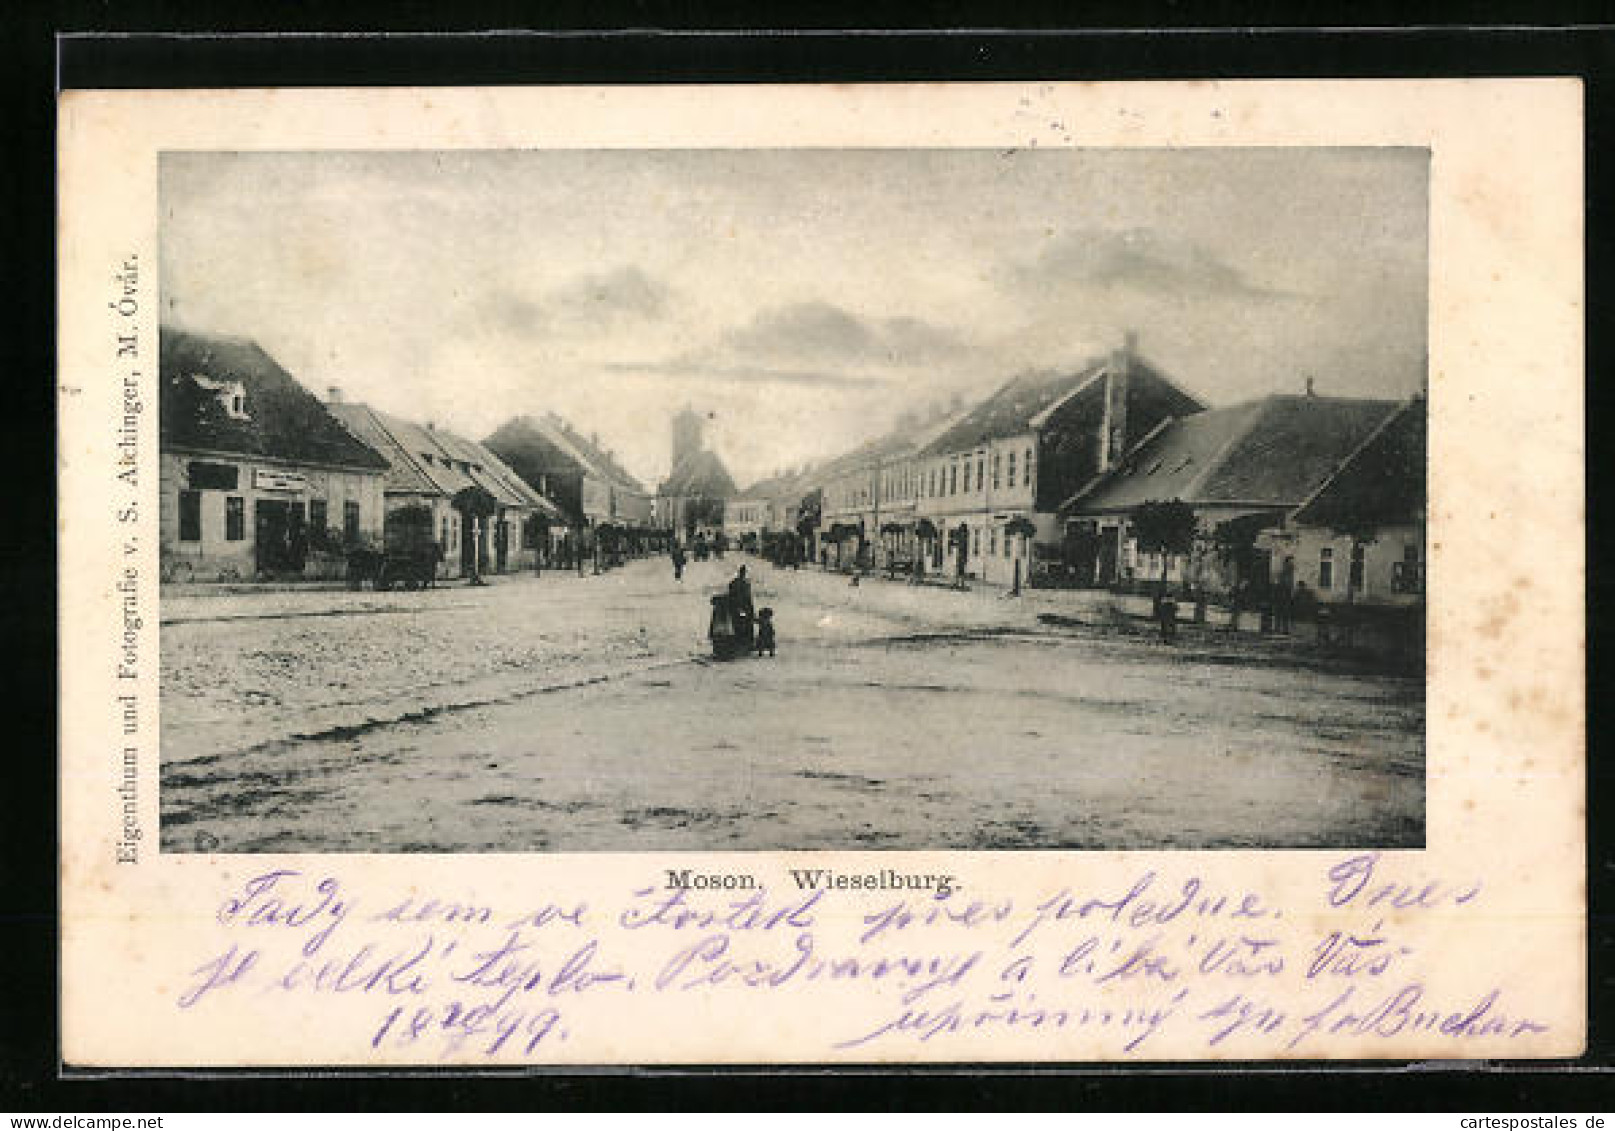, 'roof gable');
660,449,737,497
160,328,388,471
1066,394,1400,514
1292,398,1426,530
922,364,1105,455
